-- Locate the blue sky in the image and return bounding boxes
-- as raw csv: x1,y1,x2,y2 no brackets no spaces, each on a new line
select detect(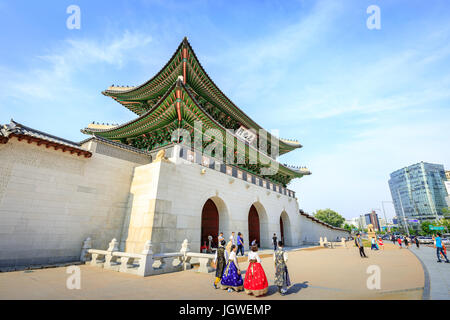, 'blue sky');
1,0,449,220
